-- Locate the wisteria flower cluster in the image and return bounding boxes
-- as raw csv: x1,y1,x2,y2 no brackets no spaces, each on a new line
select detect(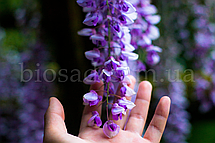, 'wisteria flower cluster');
76,0,148,138
128,0,162,66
